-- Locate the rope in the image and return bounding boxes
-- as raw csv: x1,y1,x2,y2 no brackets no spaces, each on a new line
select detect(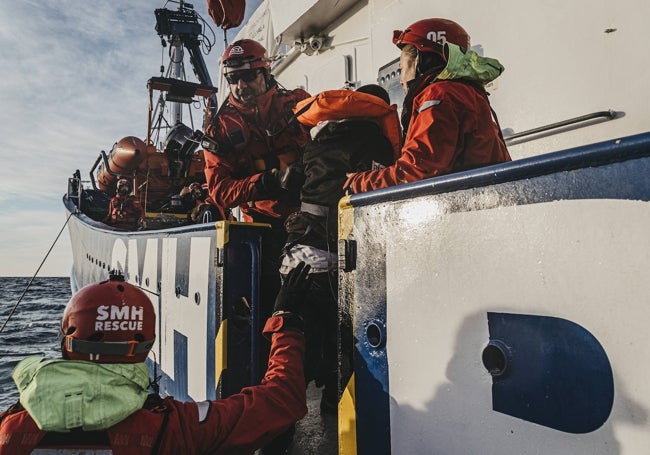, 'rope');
0,211,74,334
